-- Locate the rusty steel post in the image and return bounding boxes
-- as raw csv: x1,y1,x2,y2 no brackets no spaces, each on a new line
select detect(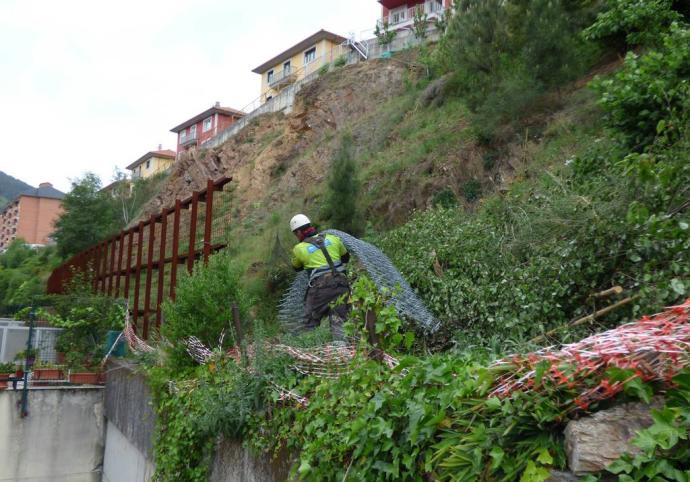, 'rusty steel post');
170,199,181,300
92,242,102,292
133,222,144,330
124,229,134,302
100,240,108,293
115,231,125,297
143,215,156,340
107,237,117,296
202,179,215,264
187,191,199,273
156,209,168,329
